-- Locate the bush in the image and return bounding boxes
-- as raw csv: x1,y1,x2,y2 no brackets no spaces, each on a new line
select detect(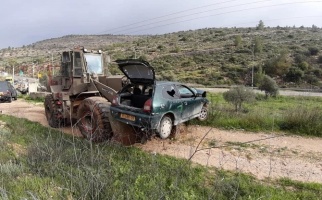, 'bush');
318,55,322,64
308,47,319,56
279,107,322,137
258,75,279,97
223,86,255,112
